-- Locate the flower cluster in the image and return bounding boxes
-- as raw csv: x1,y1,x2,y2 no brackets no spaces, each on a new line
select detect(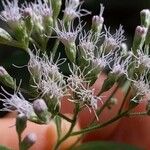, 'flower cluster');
1,0,150,149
